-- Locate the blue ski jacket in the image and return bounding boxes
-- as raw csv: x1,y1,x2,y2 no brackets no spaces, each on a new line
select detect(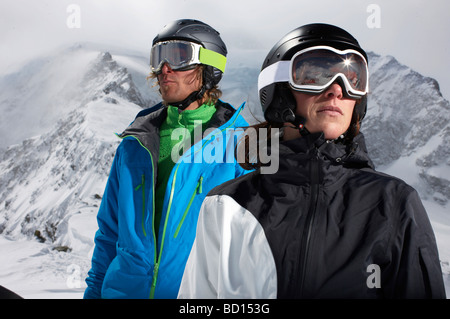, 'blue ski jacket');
84,100,249,299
